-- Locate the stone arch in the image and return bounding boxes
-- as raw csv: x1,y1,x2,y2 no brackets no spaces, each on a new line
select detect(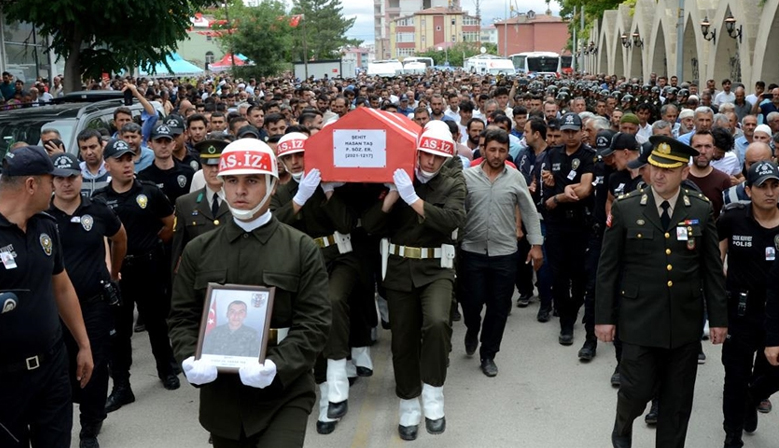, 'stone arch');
601,10,619,75
681,4,705,84
707,2,743,84
613,9,629,78
648,0,673,78
628,0,656,81
750,0,778,87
